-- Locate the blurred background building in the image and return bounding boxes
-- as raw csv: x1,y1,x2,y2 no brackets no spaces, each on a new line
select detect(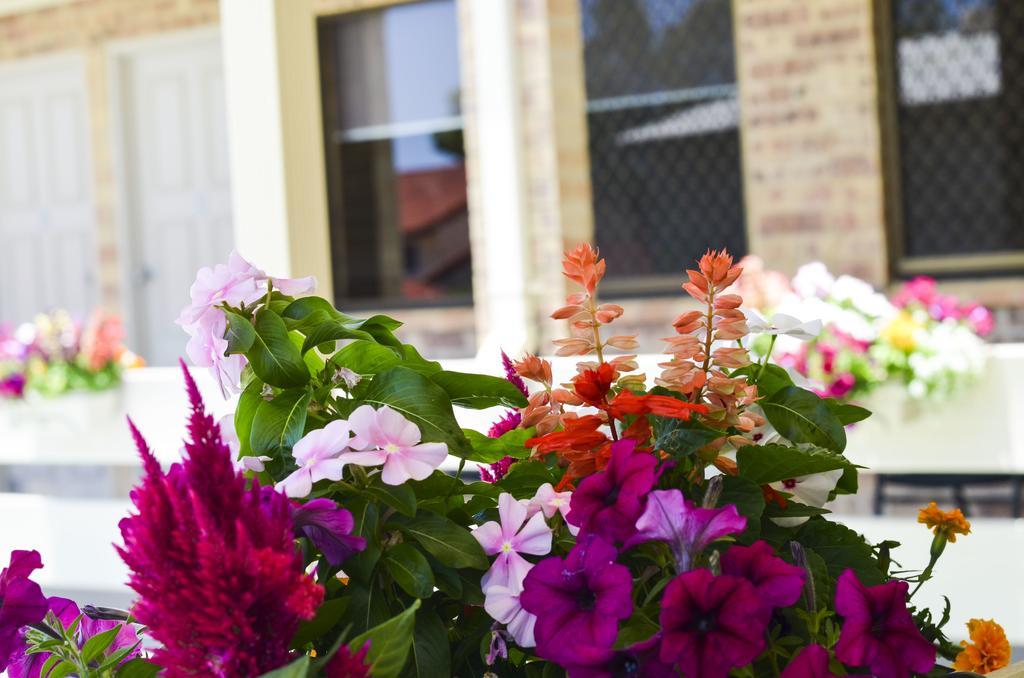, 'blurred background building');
2,0,1023,364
